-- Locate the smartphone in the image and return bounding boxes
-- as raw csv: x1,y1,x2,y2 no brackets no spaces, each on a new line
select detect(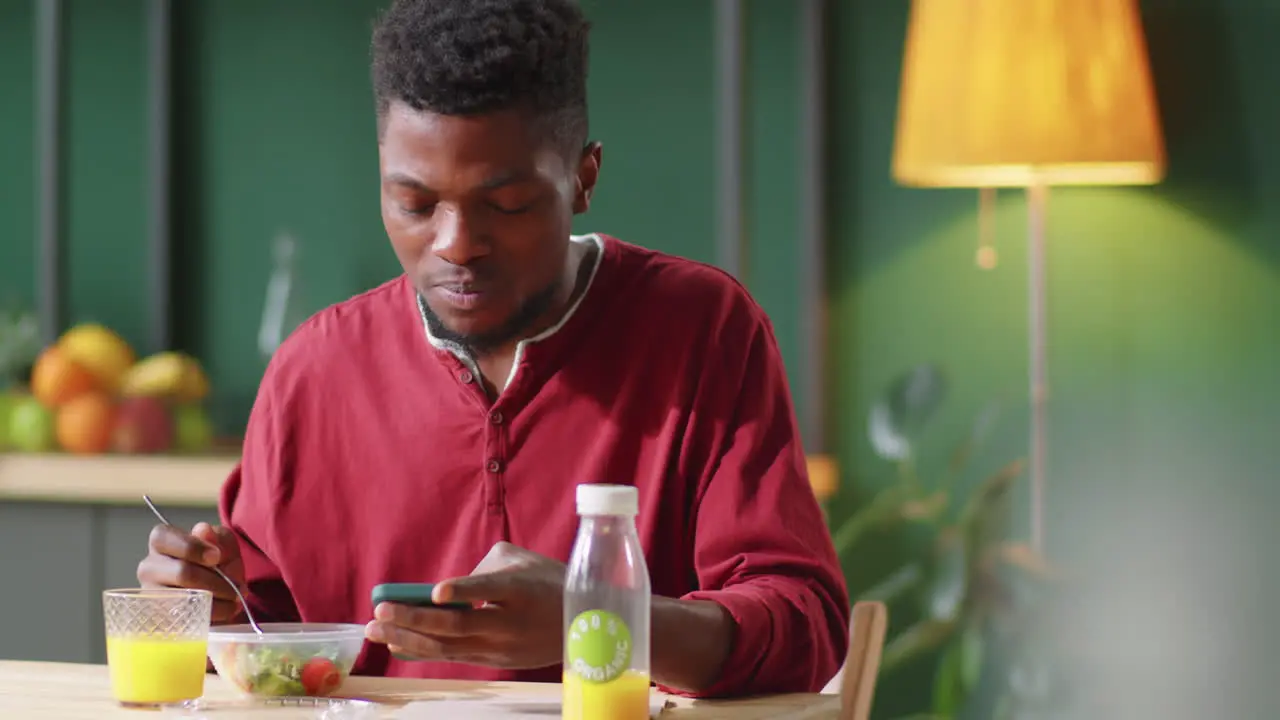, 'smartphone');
370,583,468,662
370,582,470,610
